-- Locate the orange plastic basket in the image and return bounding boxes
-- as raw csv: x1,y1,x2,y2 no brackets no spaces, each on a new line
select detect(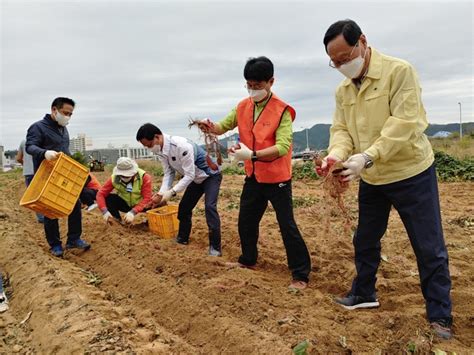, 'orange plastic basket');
146,205,179,239
20,153,89,219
